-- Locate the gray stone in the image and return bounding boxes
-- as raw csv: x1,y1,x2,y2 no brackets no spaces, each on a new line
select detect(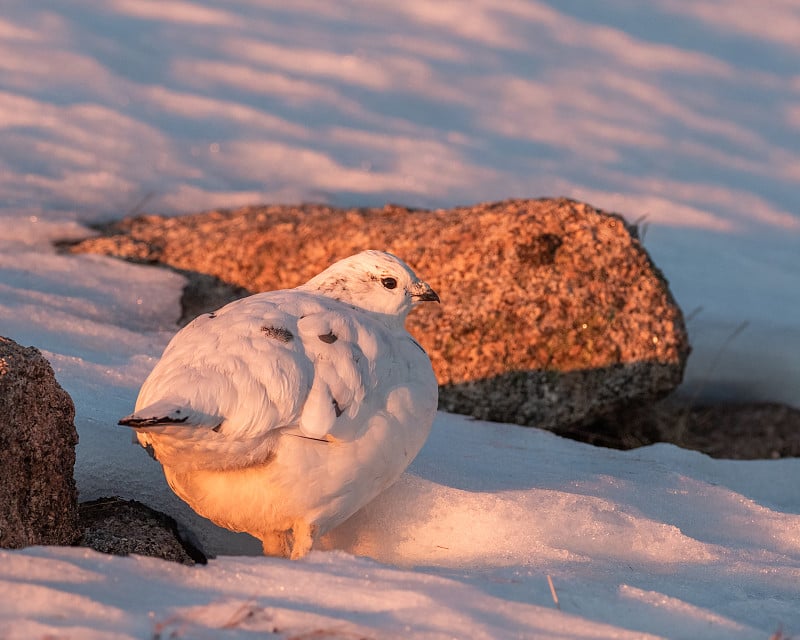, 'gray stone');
79,496,207,565
64,198,690,432
0,336,80,547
